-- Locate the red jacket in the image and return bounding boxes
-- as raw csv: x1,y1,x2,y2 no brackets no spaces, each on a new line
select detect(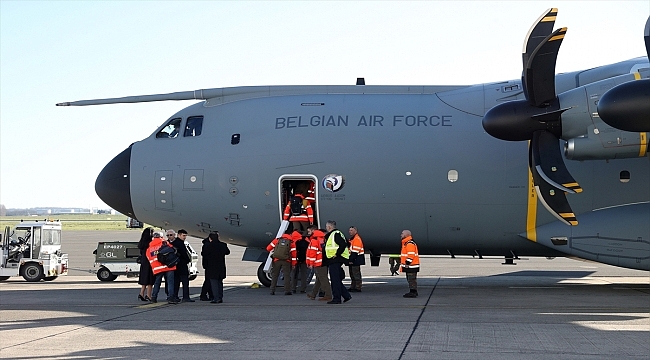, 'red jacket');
146,237,177,275
306,229,325,267
305,181,316,205
282,194,314,224
266,234,297,265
